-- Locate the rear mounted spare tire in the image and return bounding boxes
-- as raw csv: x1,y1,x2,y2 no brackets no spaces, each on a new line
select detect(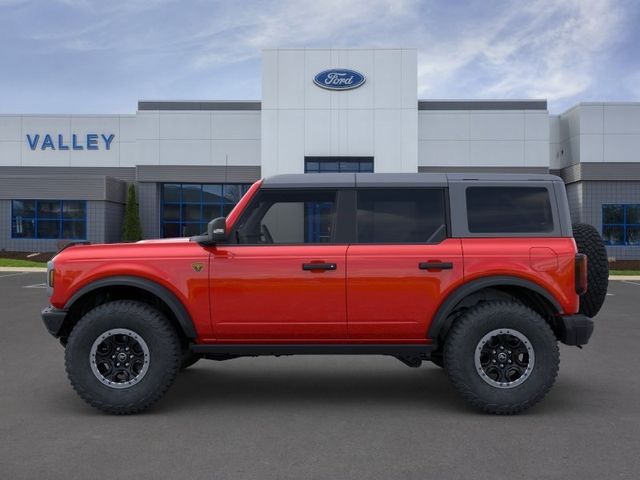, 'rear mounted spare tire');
572,223,608,317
